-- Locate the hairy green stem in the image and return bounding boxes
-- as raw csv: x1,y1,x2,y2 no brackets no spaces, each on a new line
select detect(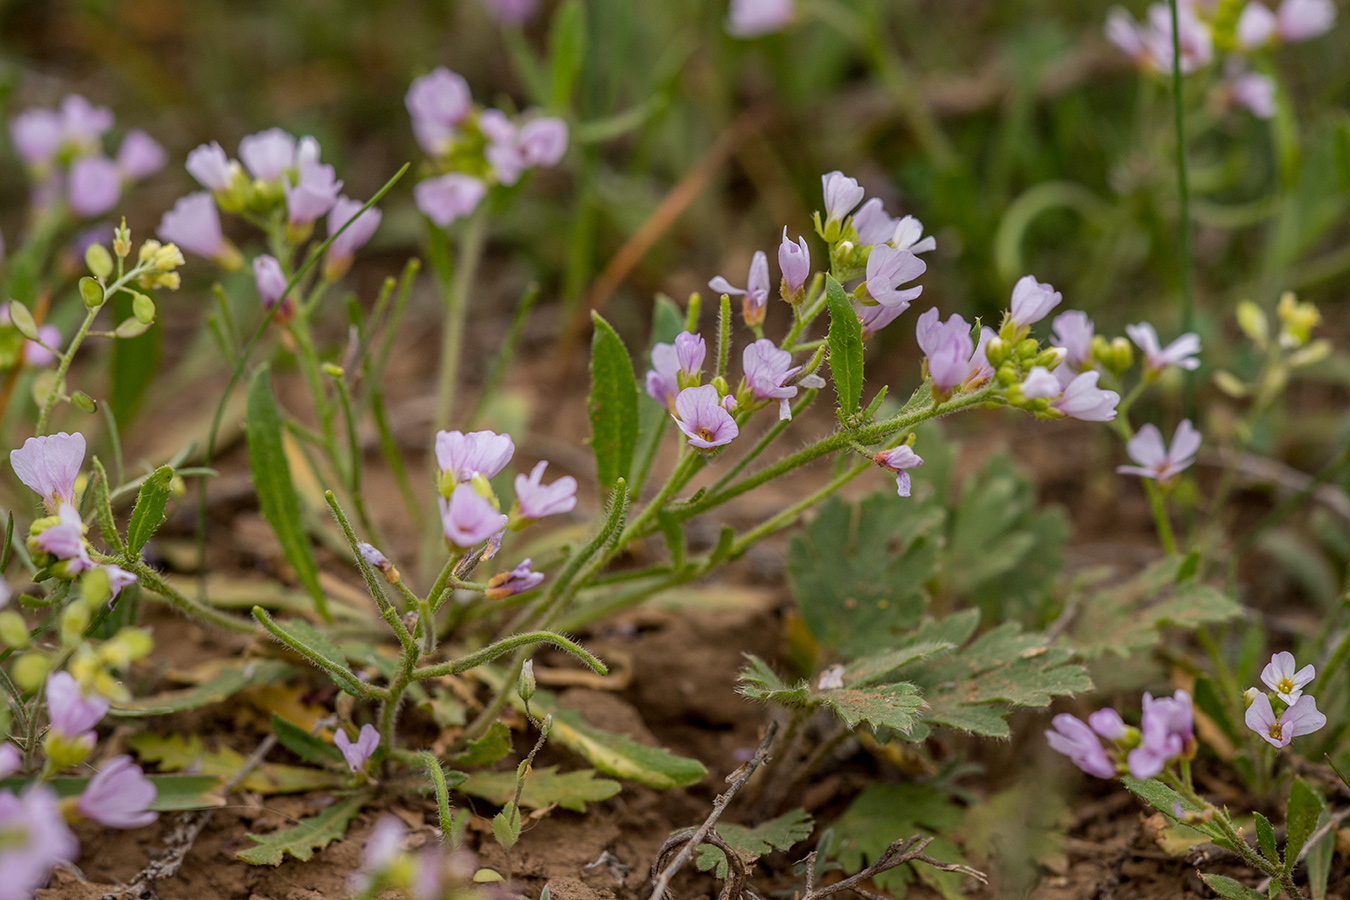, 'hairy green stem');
412,630,606,680
109,555,257,634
